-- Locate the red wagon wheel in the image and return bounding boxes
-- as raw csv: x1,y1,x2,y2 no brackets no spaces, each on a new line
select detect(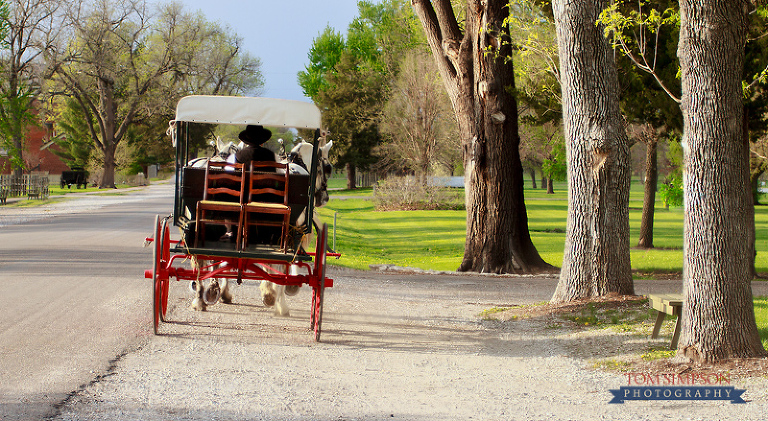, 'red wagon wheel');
159,217,171,321
311,223,328,341
152,215,171,334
